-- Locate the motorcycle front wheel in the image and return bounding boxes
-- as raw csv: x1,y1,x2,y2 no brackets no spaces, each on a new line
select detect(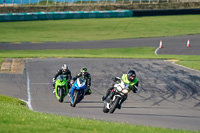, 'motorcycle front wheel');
103,107,109,113
109,96,120,113
58,87,64,103
71,90,79,107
